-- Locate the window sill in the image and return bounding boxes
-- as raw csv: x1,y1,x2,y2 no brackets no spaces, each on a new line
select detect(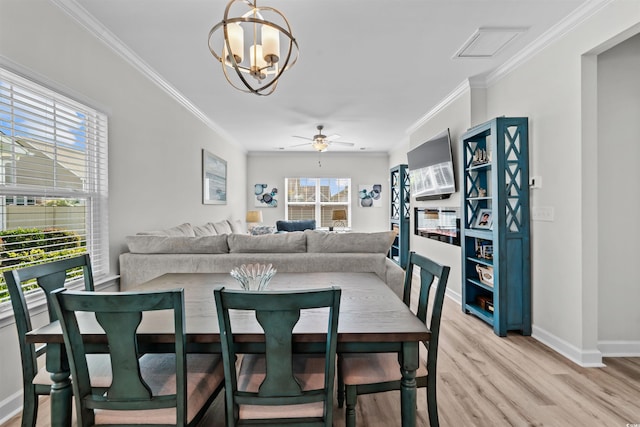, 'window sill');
0,274,119,329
